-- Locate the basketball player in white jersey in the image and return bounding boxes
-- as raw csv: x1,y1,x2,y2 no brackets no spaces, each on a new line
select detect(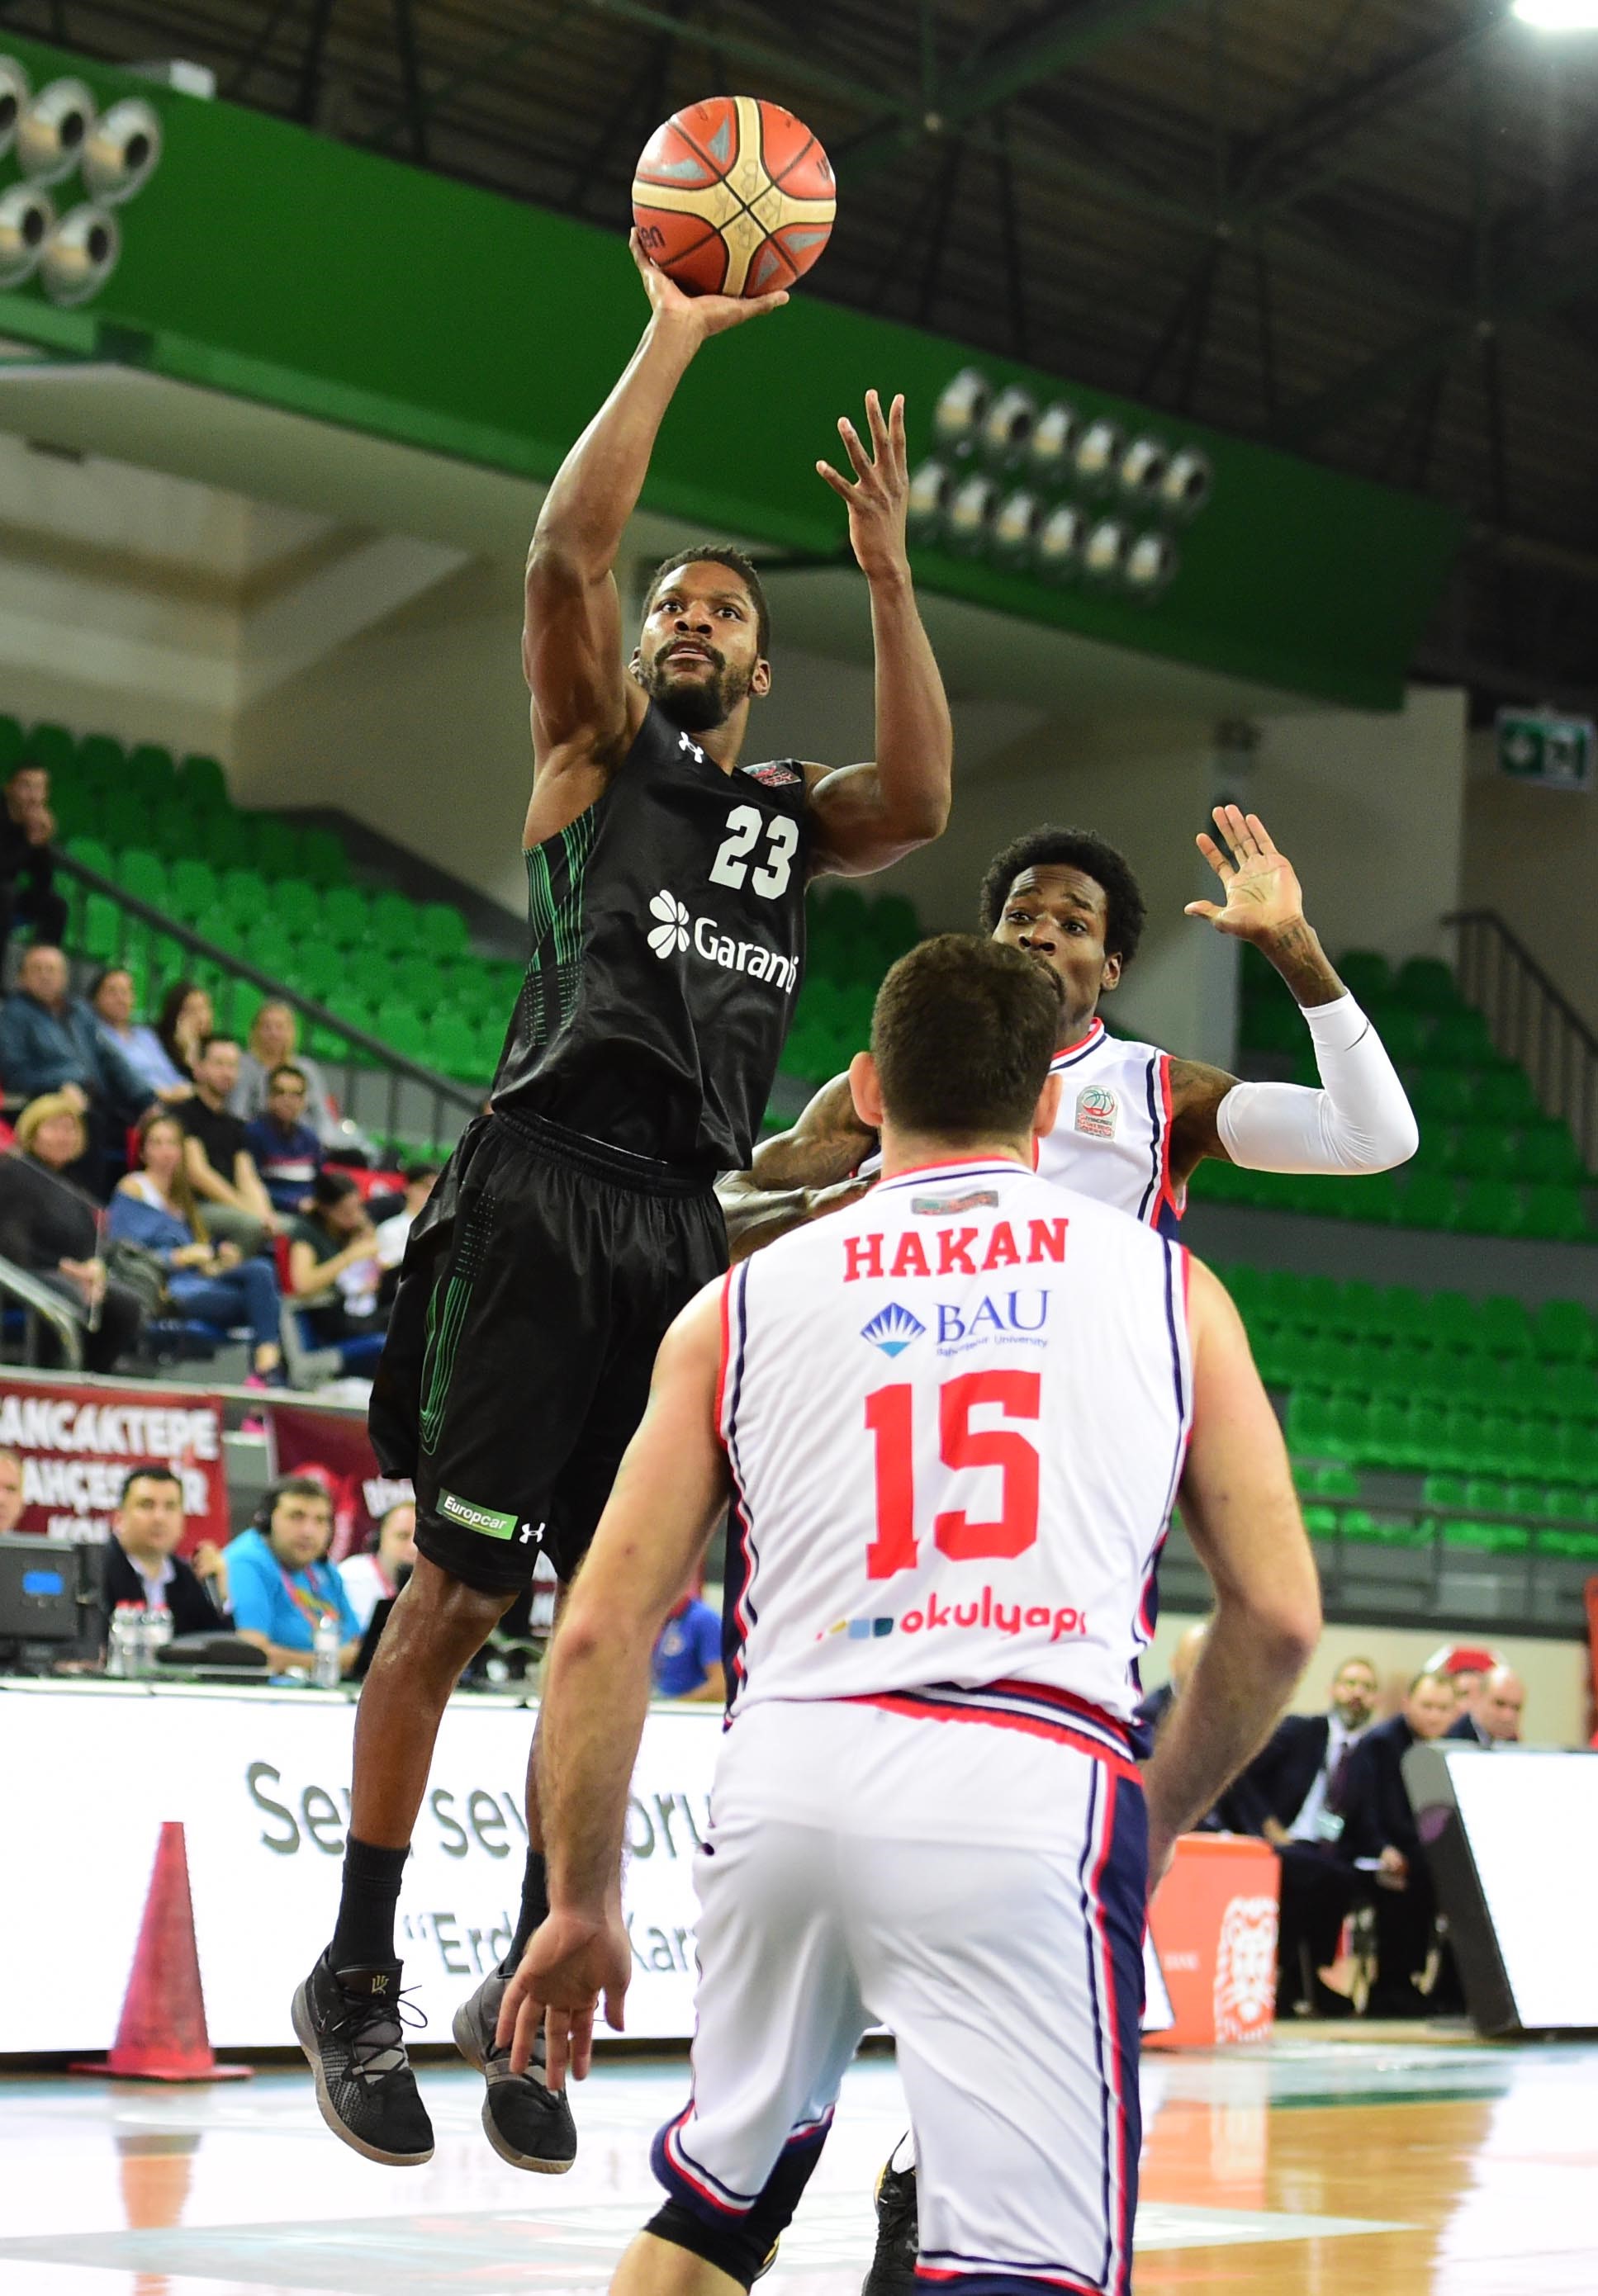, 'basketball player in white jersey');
496,935,1321,2296
719,806,1419,1254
